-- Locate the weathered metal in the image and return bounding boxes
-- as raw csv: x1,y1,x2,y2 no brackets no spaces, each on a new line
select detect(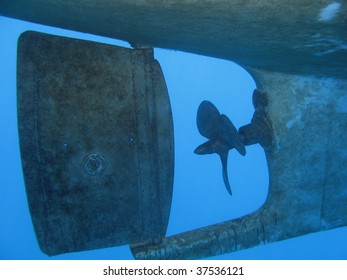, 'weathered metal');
2,0,346,259
130,72,347,259
239,90,274,150
17,31,174,256
1,0,346,78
